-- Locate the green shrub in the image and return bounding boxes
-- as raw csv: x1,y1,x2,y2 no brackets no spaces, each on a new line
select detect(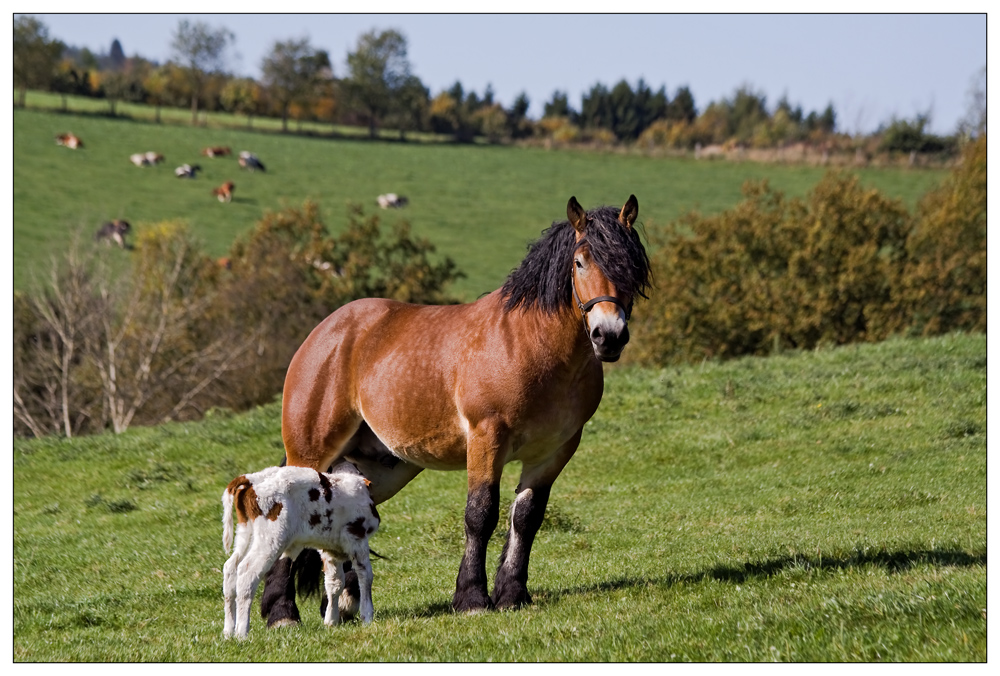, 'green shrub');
13,203,463,437
632,172,911,363
213,201,462,409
